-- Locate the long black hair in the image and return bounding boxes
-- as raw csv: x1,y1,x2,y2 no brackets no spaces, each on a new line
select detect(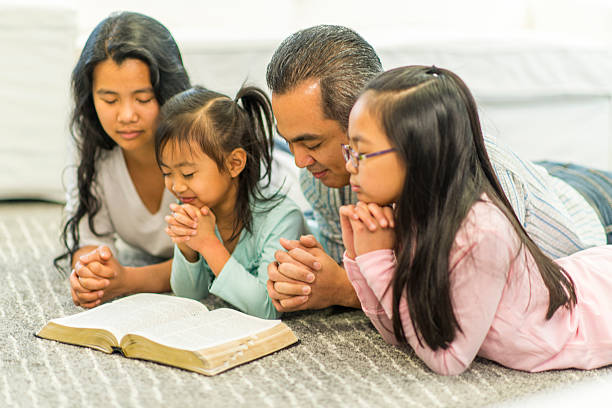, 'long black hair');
54,11,191,272
363,65,577,350
155,85,280,242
